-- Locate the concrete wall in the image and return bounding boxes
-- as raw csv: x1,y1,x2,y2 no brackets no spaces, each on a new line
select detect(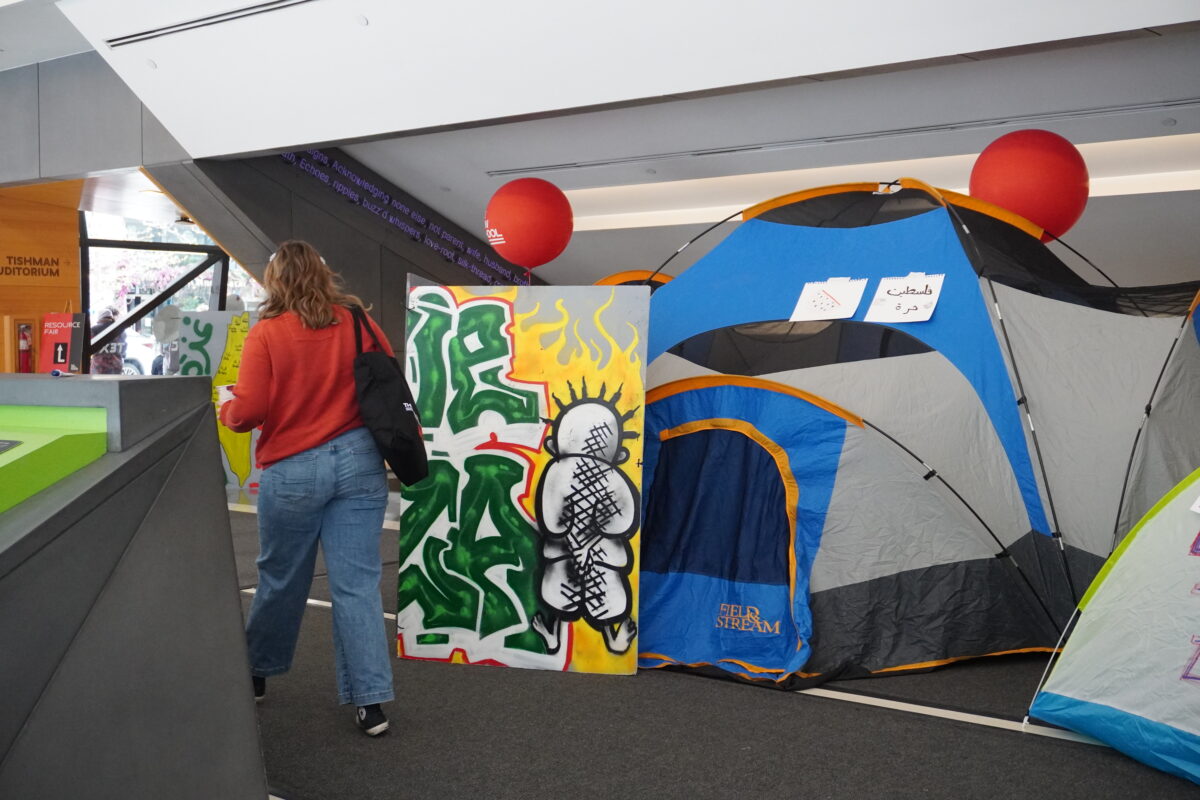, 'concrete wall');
0,376,266,800
0,51,187,186
0,50,519,351
147,151,535,350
